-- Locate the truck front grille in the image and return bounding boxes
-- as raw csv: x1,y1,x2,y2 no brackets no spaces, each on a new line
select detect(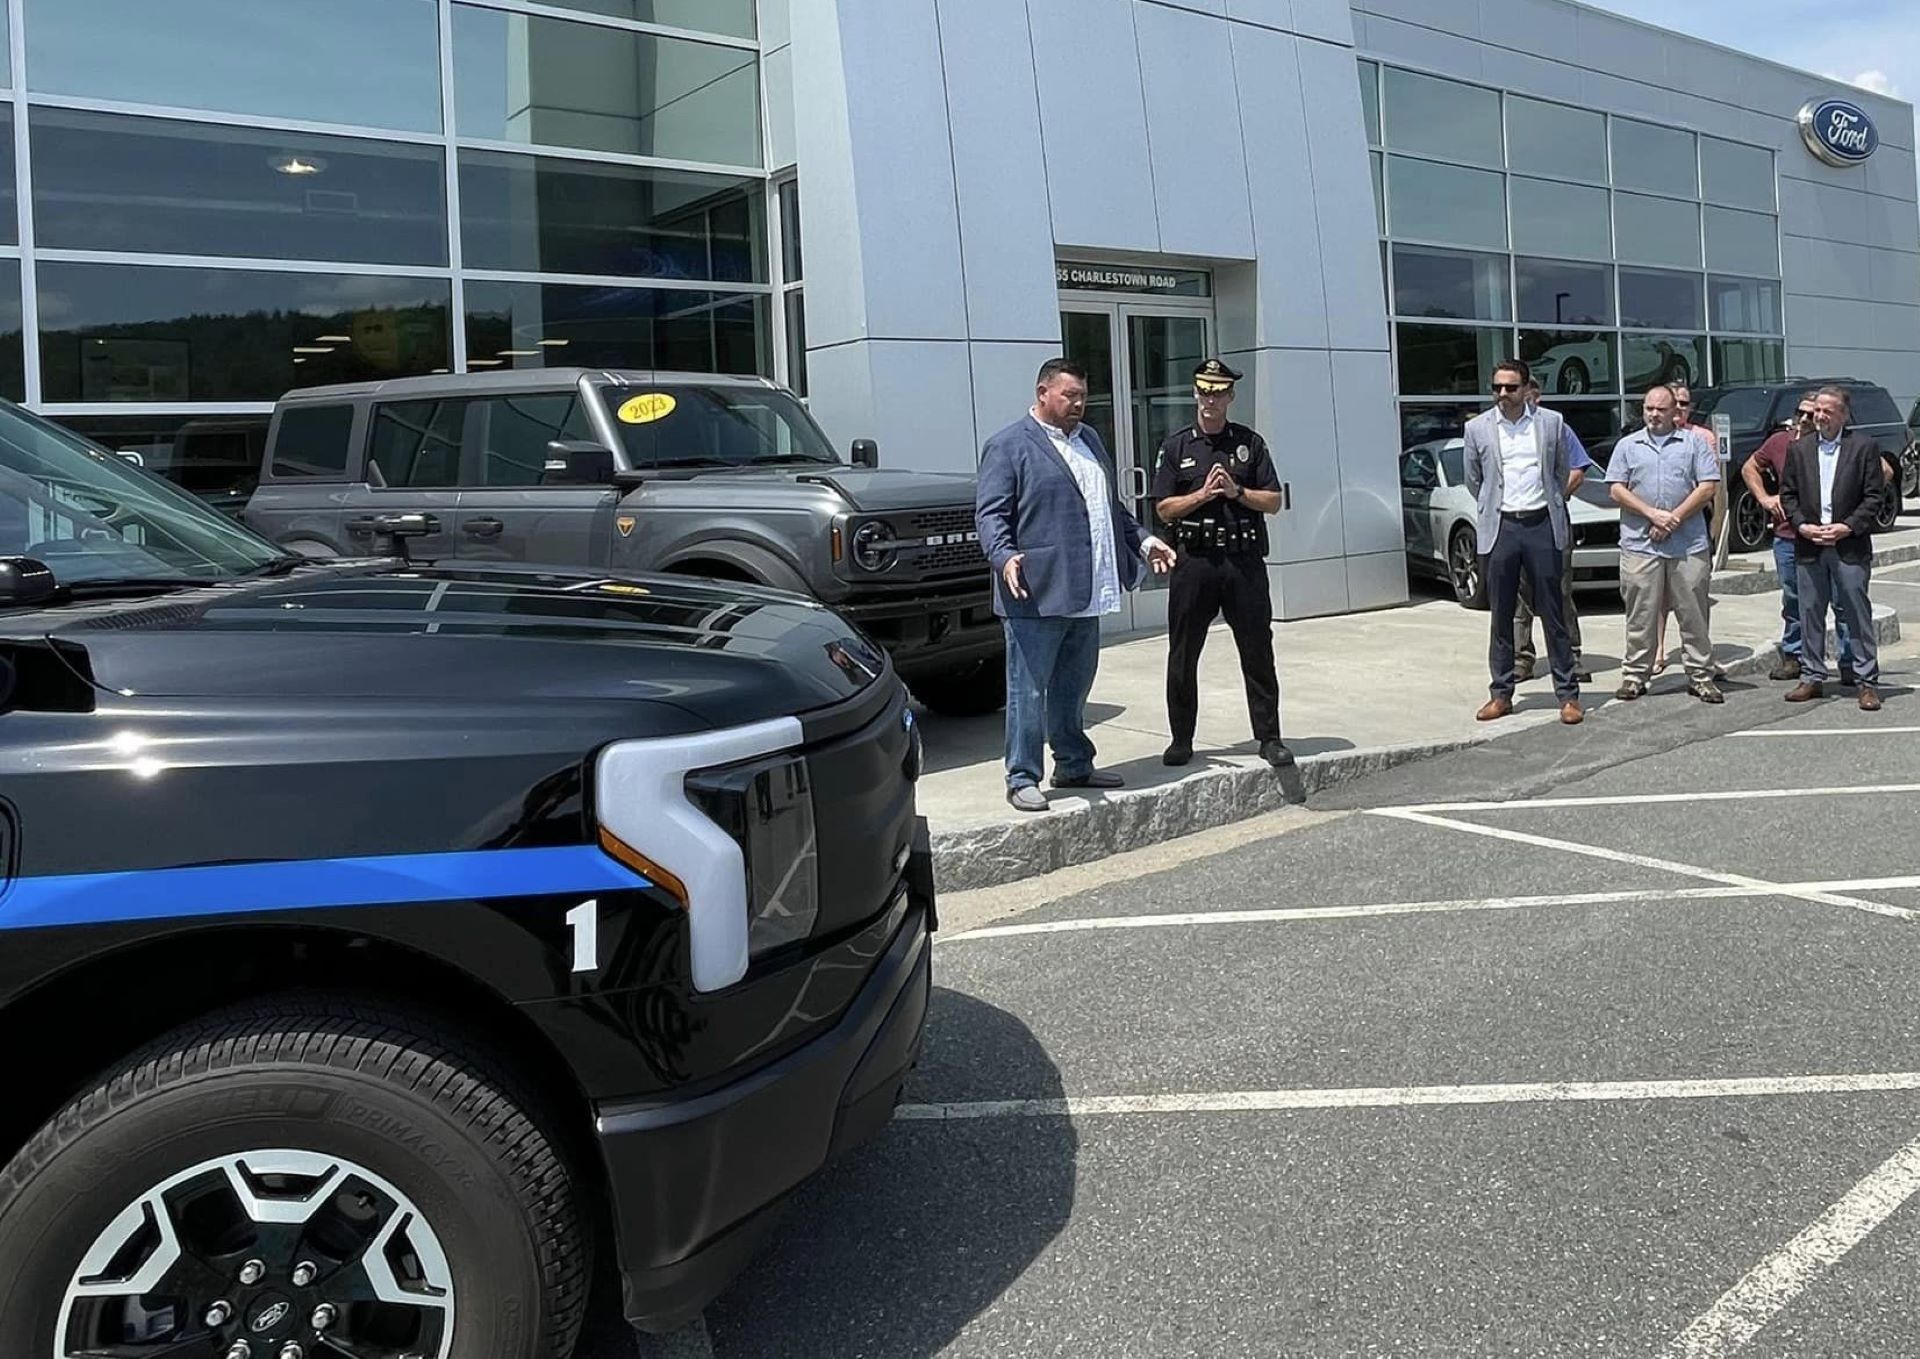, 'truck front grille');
899,507,986,575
